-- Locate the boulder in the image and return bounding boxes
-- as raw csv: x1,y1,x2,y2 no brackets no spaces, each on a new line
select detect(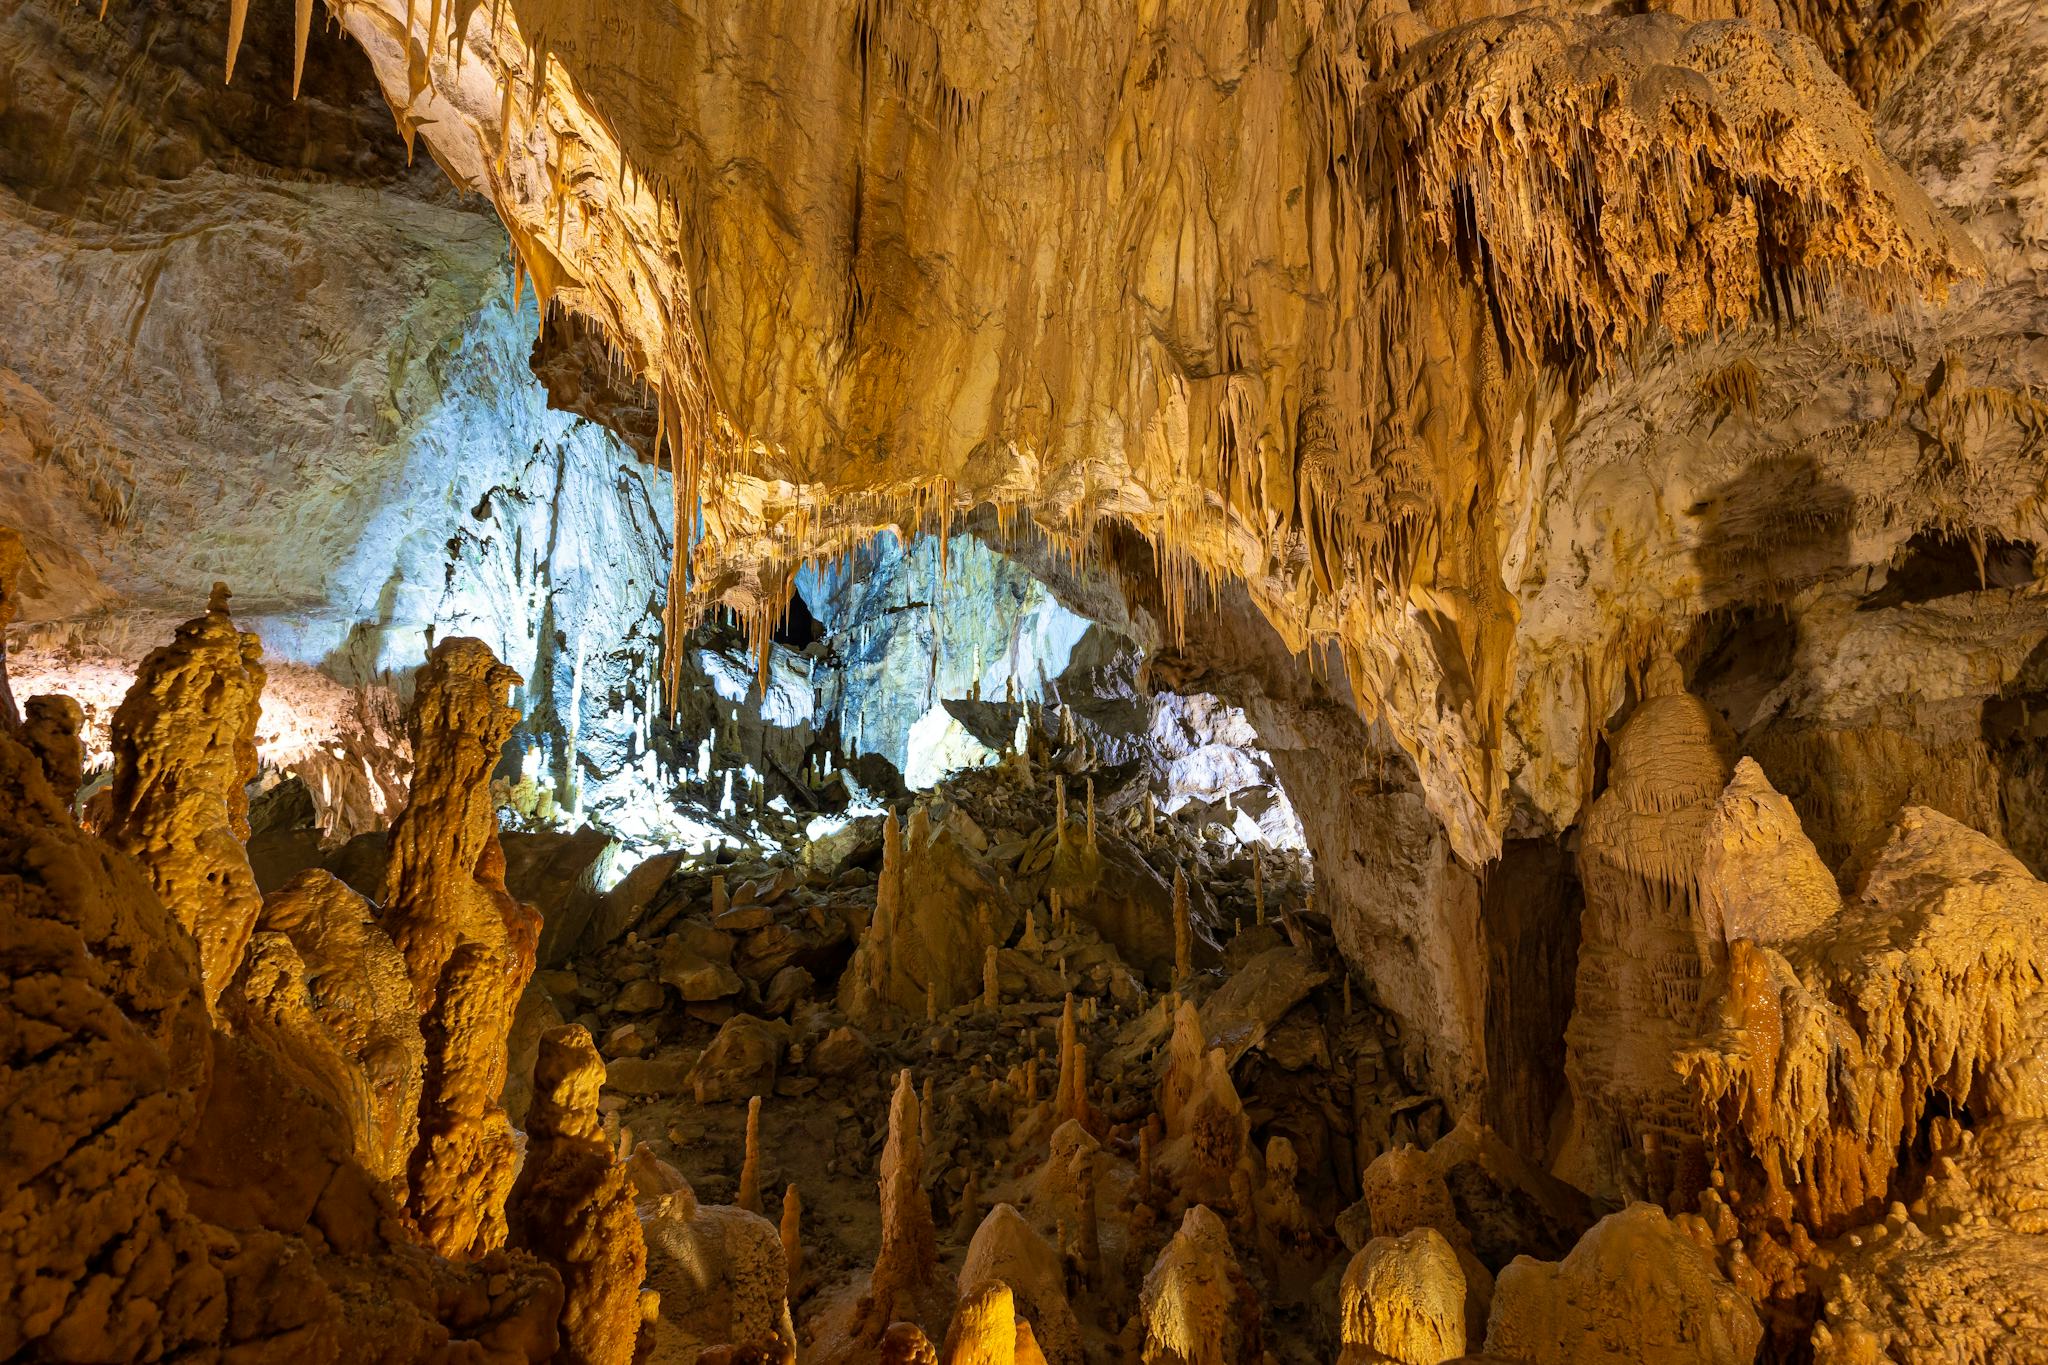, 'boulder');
1484,1204,1761,1365
502,828,619,966
690,1014,788,1103
659,942,745,1002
